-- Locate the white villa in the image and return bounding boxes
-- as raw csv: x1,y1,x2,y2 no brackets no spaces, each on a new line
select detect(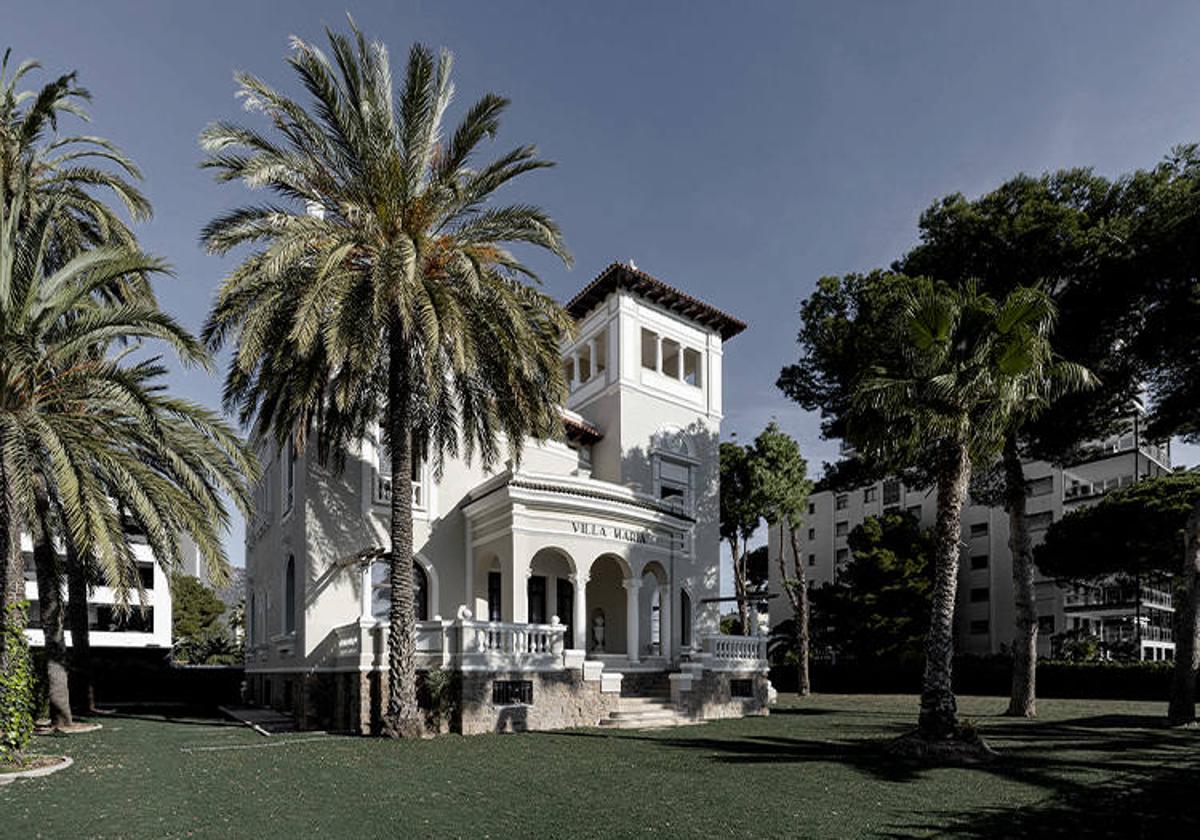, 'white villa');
243,262,772,734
